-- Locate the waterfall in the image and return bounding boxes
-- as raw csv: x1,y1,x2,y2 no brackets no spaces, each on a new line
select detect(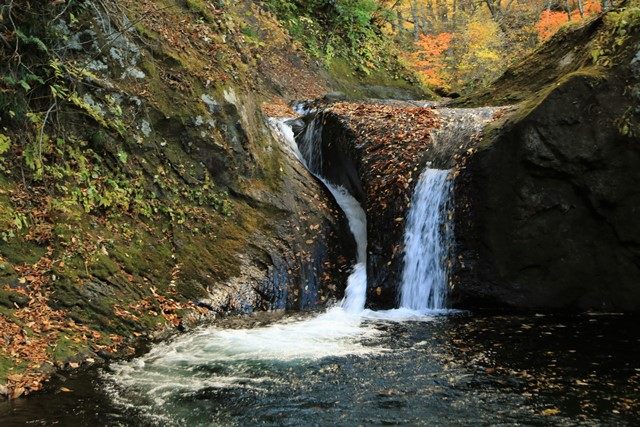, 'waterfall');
399,168,454,311
103,113,478,423
270,118,367,313
325,186,367,313
272,118,457,314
